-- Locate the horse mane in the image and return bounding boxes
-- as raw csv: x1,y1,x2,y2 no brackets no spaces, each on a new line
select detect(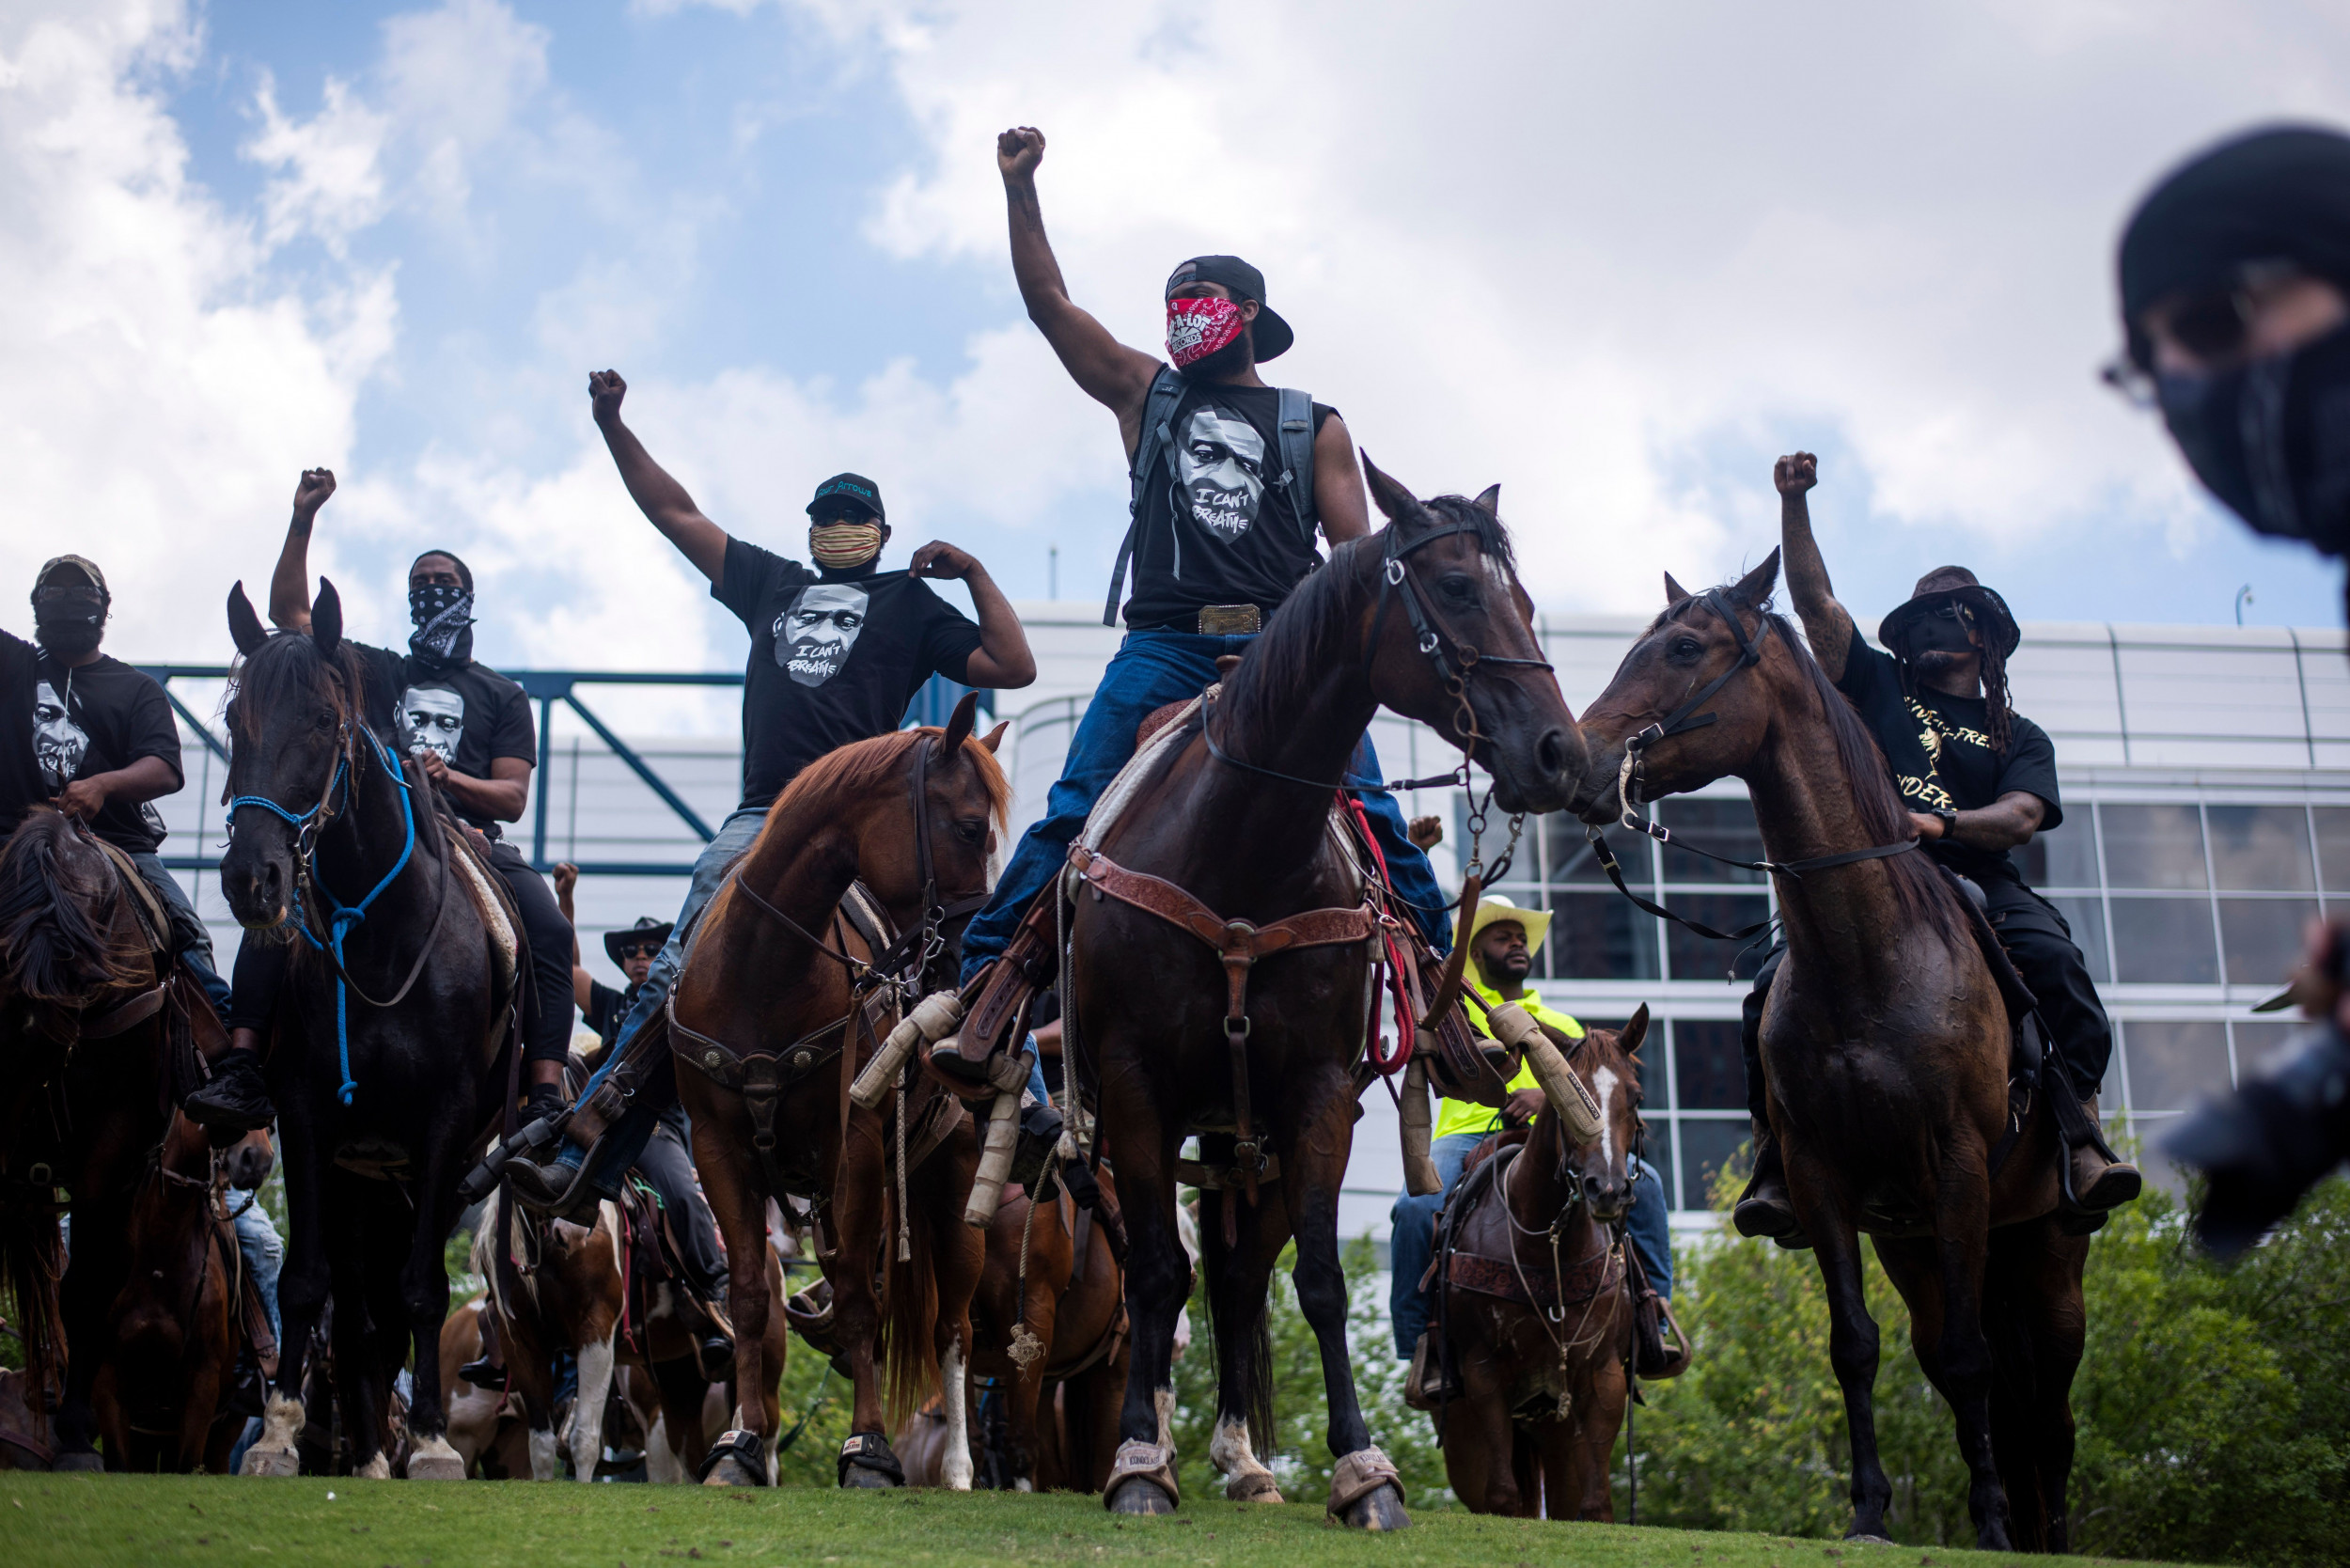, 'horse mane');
226,629,386,743
0,808,145,1003
1653,593,1970,953
763,726,1012,834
